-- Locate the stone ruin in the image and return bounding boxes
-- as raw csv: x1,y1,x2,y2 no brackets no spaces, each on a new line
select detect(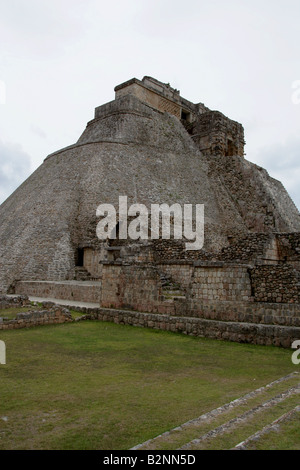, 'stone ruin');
0,295,72,330
0,76,299,346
